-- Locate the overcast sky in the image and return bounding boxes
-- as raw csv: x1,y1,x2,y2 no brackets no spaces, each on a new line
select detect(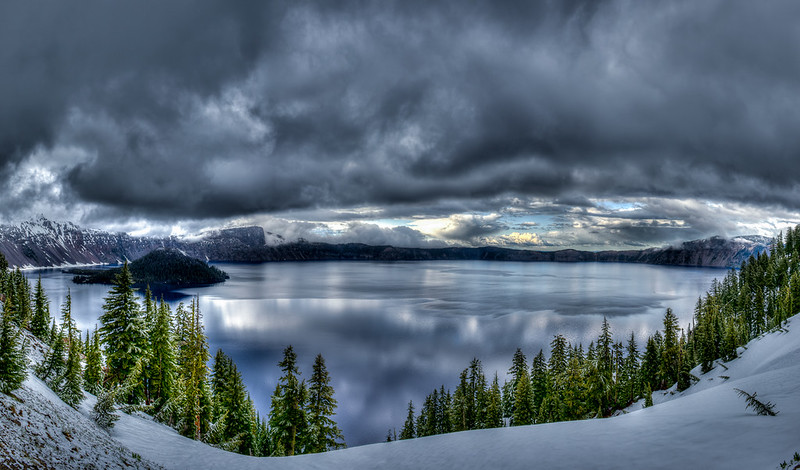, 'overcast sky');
2,0,799,249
